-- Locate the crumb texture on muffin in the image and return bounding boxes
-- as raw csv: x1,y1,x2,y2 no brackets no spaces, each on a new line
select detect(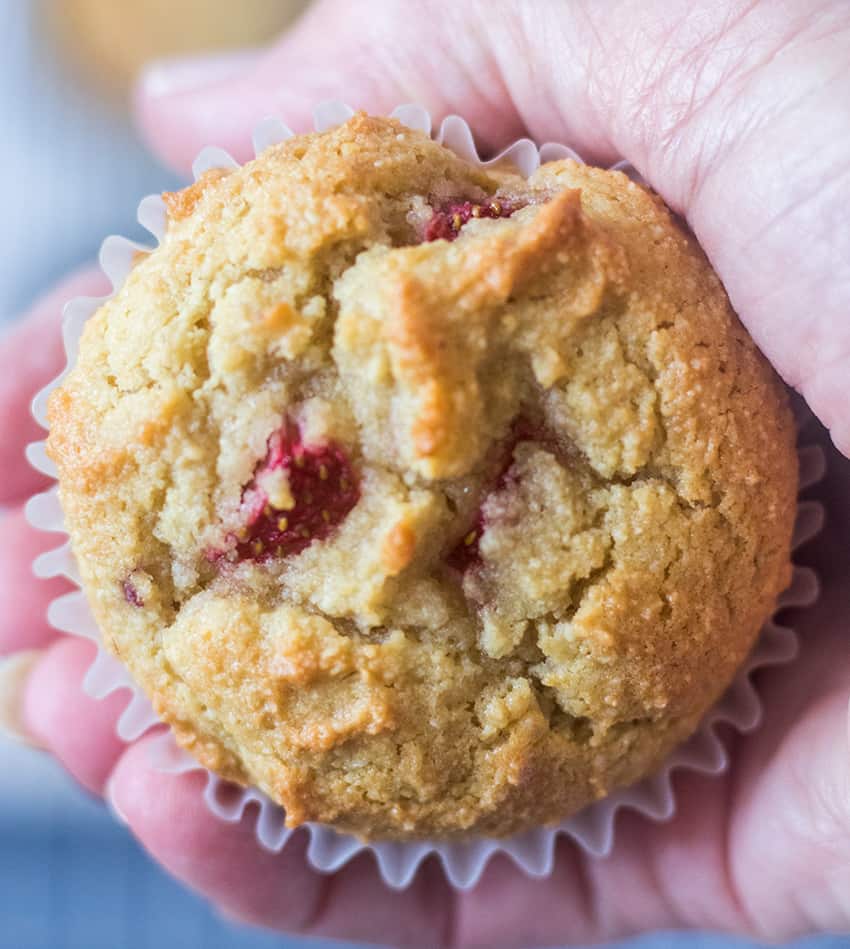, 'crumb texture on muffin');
48,113,797,839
